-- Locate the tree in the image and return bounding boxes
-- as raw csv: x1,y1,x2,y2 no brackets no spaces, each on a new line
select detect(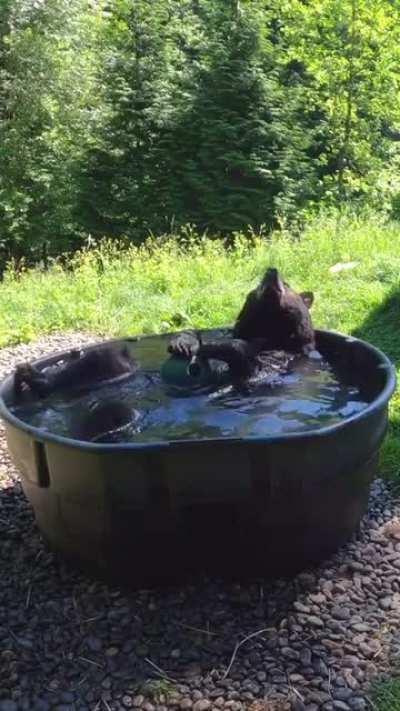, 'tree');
78,0,175,239
281,0,400,206
0,0,102,267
